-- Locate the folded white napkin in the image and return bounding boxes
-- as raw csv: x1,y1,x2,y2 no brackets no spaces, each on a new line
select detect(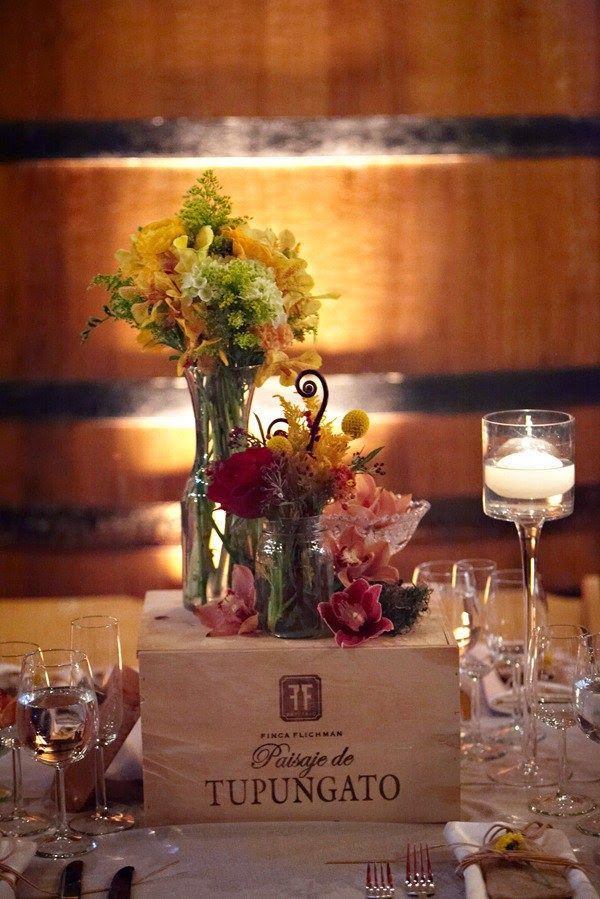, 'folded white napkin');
443,821,599,899
106,717,143,781
482,671,514,715
0,837,36,898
